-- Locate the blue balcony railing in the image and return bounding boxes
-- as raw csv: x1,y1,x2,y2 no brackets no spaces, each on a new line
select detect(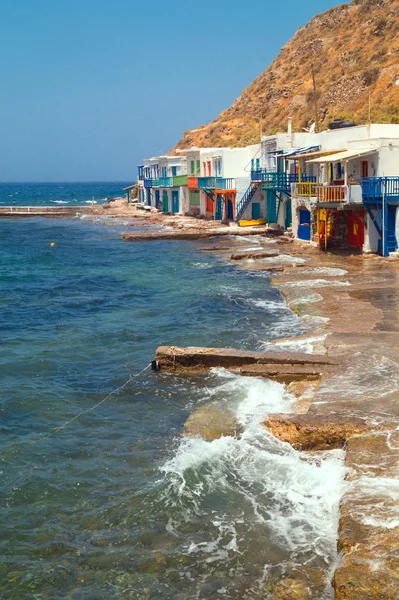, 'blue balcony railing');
251,169,266,181
360,177,399,201
159,177,173,187
261,172,316,190
197,177,216,189
216,177,235,190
